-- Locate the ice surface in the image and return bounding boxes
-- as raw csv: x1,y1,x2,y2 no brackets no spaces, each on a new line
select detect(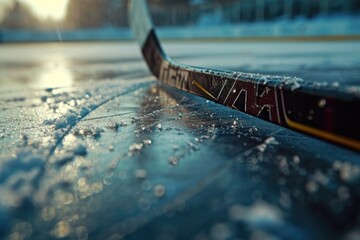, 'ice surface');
0,42,359,239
